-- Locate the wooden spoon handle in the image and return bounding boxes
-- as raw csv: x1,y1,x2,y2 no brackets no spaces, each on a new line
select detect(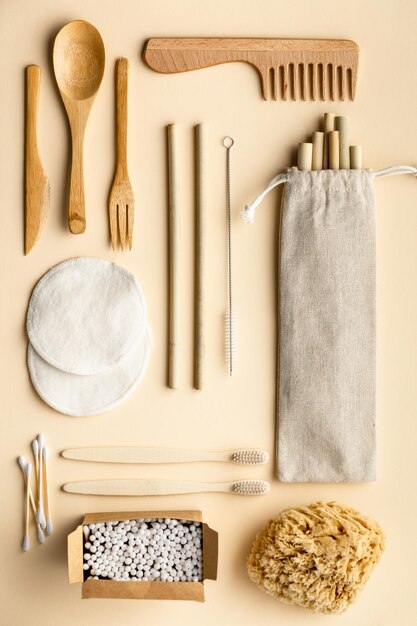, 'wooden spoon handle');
116,58,129,176
69,123,86,234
